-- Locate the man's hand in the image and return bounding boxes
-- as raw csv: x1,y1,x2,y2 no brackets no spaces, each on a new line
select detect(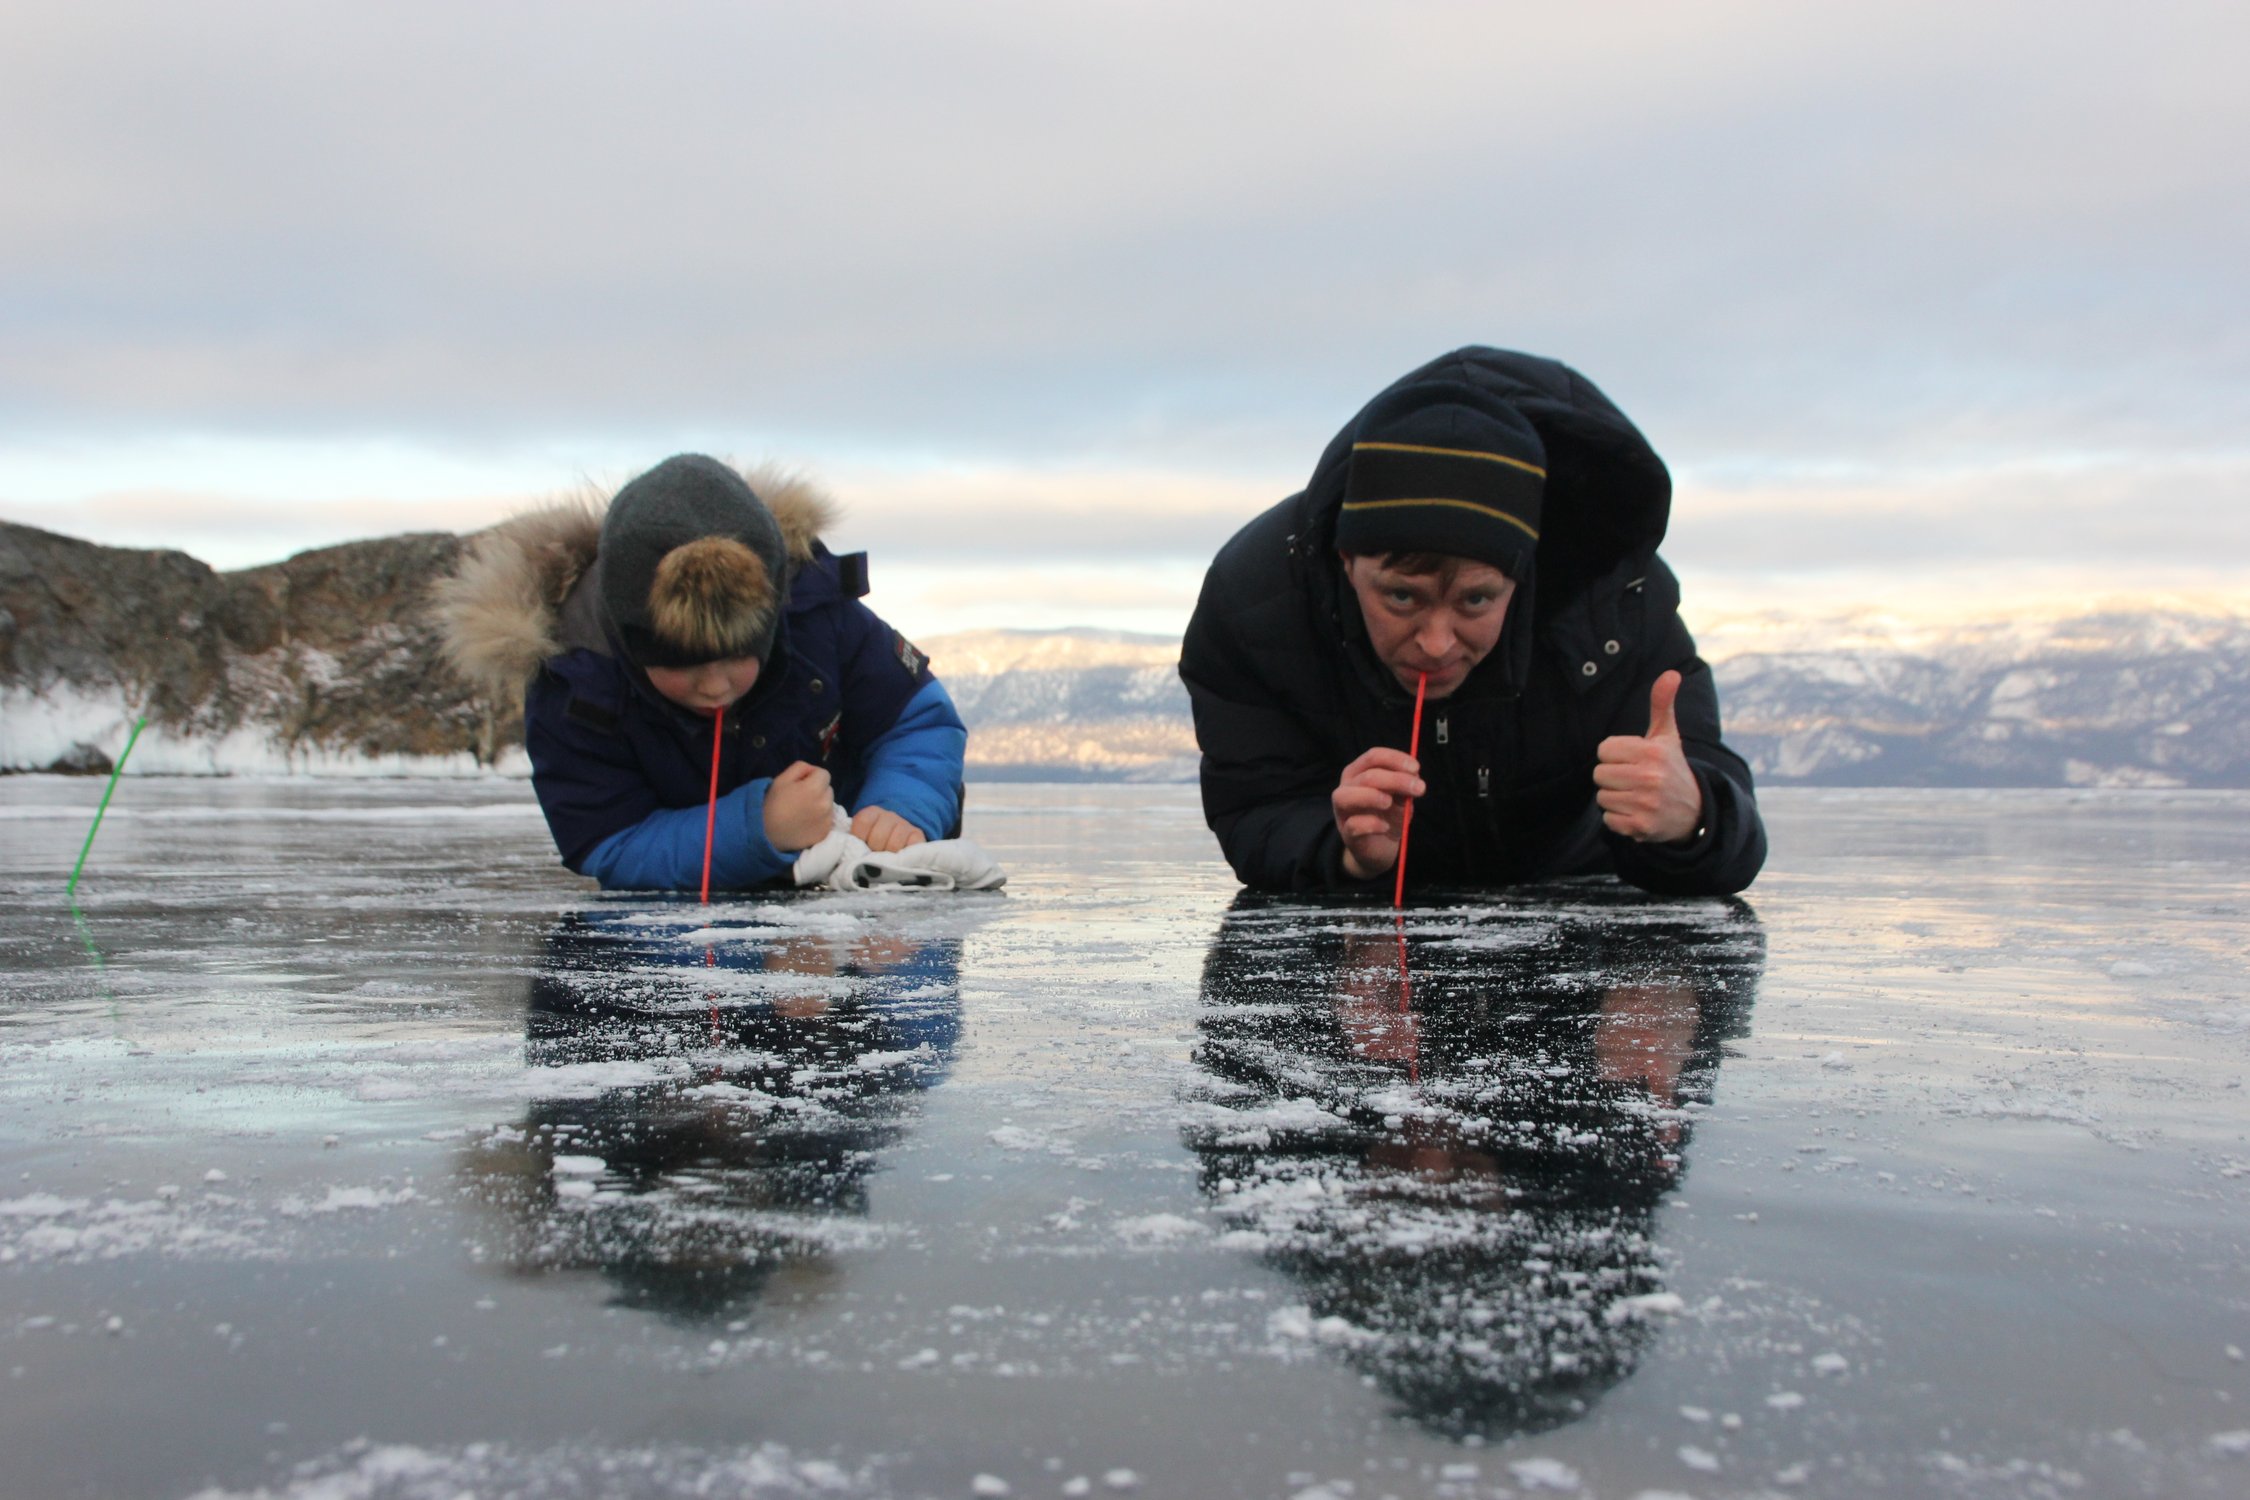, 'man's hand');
1593,670,1705,843
762,761,836,851
1332,747,1425,880
849,804,927,854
